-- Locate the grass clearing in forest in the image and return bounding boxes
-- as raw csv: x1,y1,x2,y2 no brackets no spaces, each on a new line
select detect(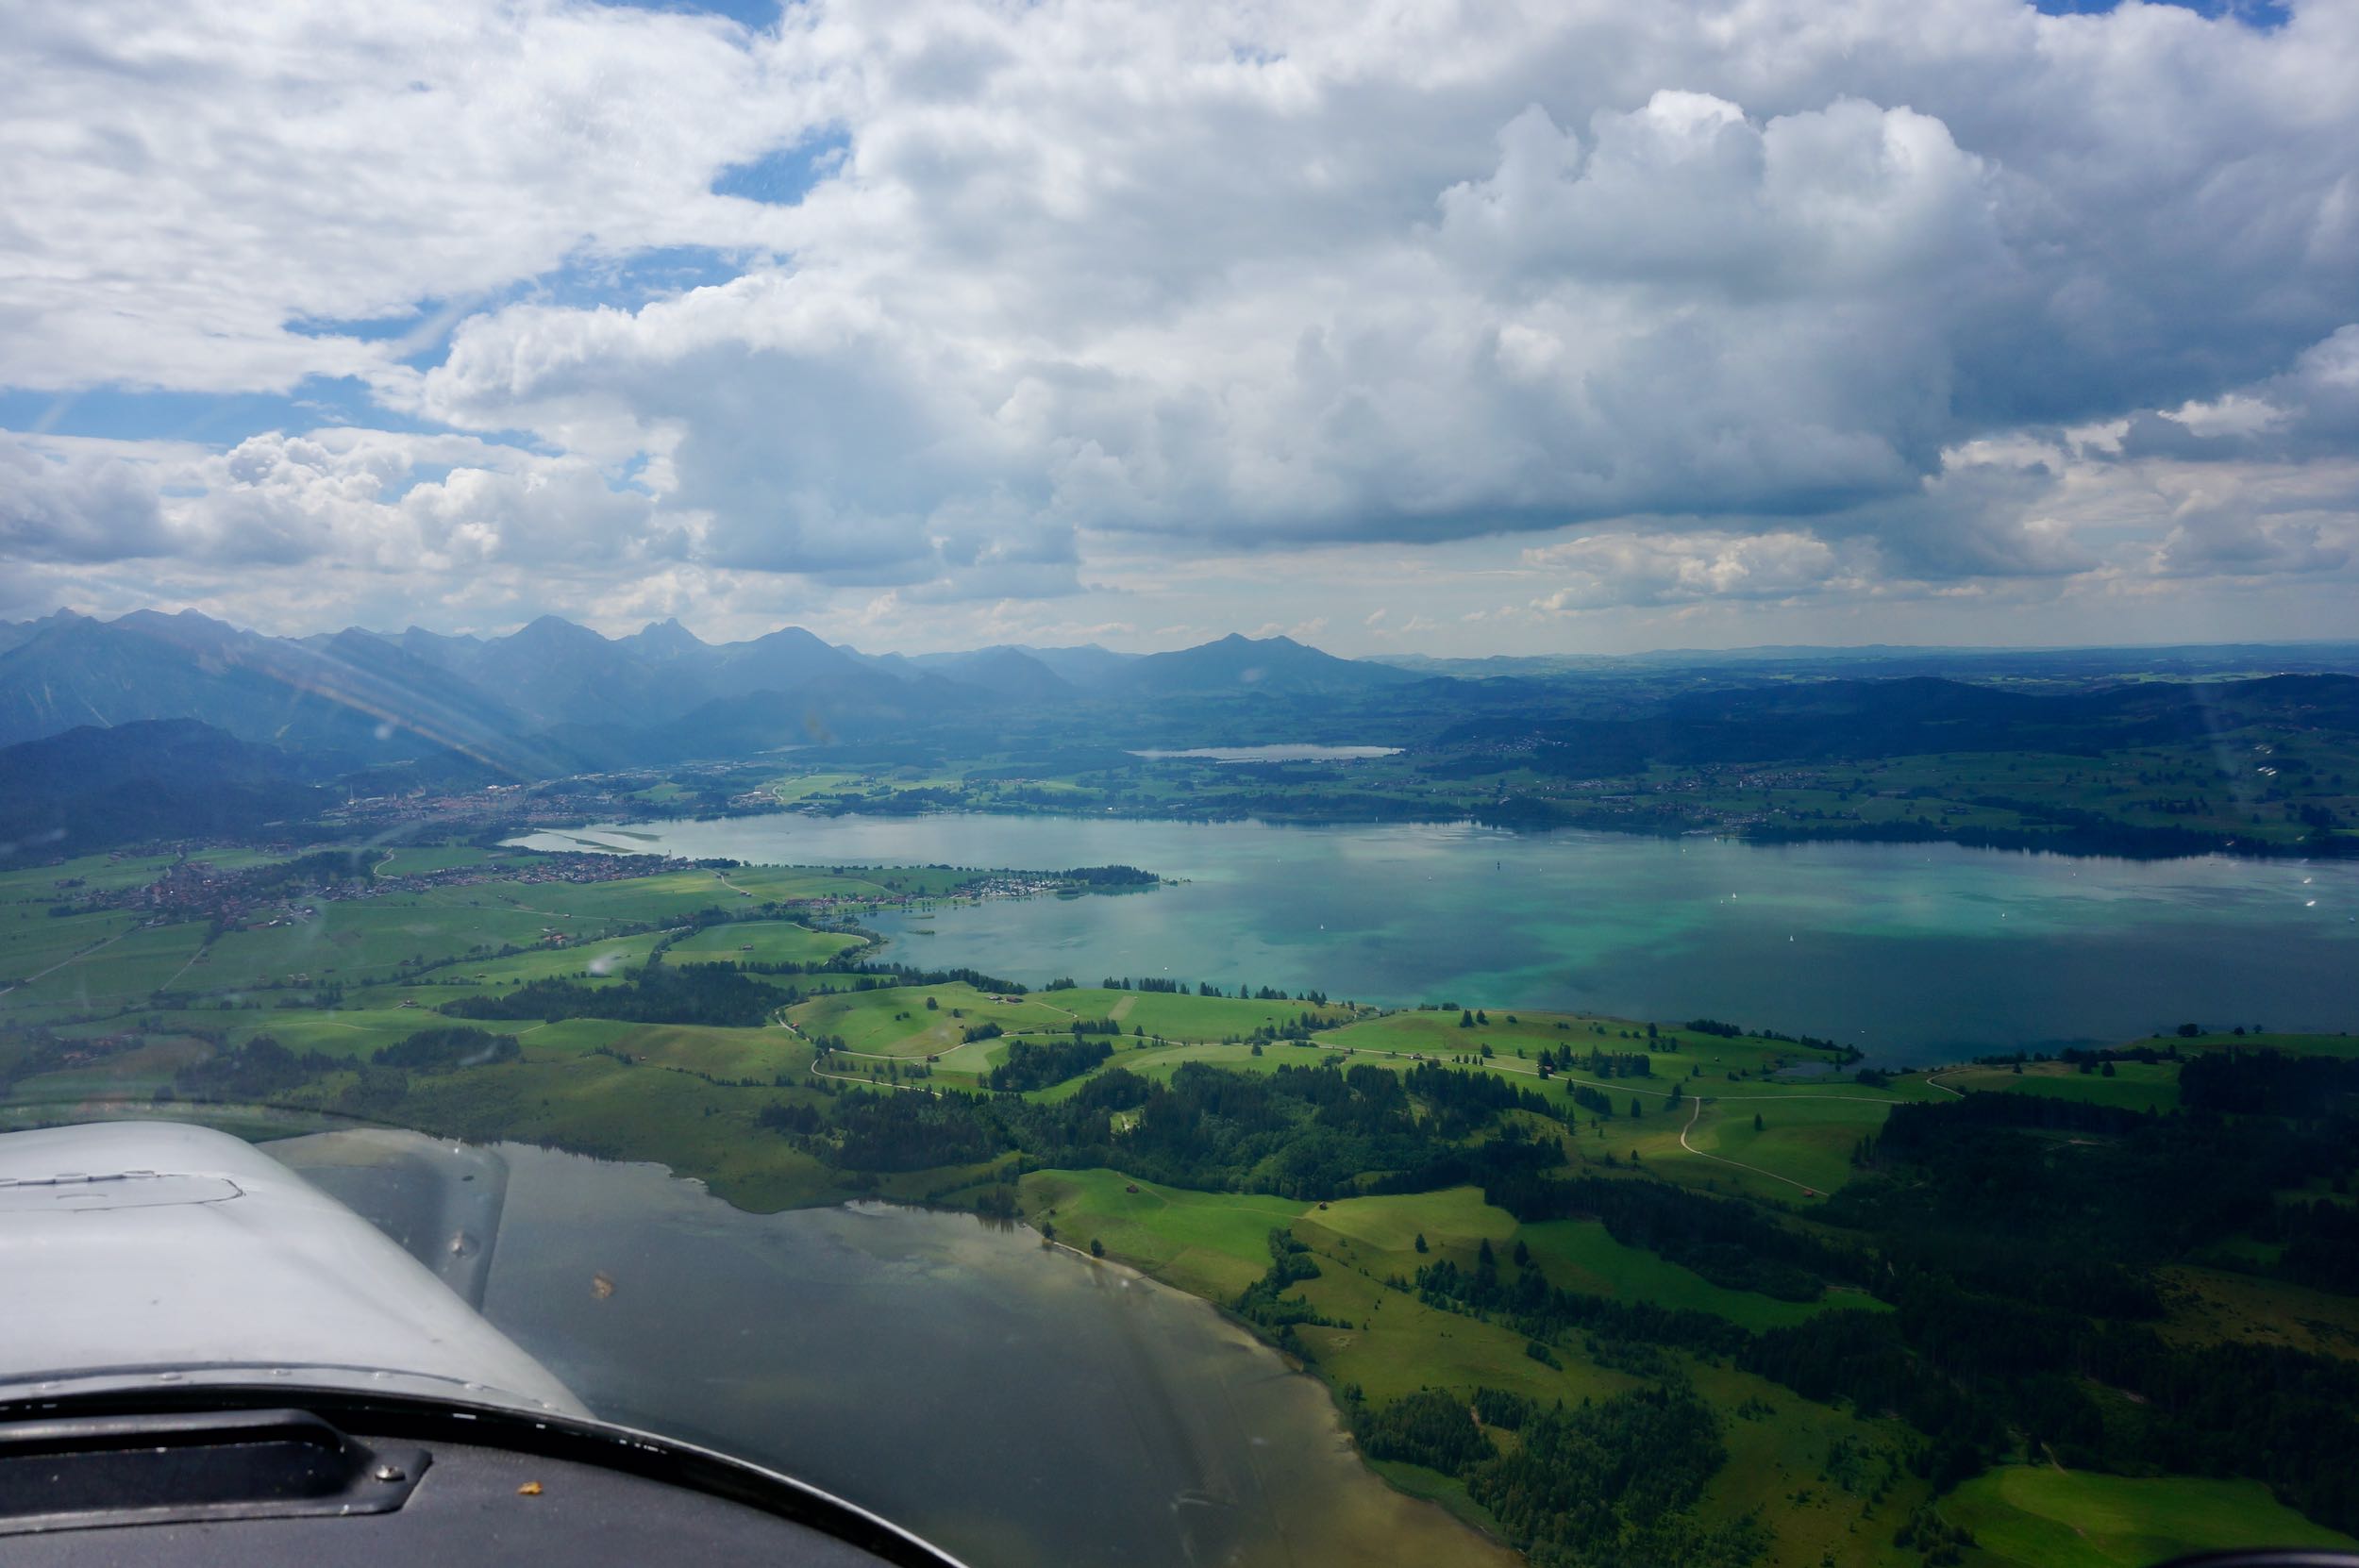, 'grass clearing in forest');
1934,1059,2182,1112
1020,1169,1303,1293
668,920,866,968
371,845,508,877
2158,1264,2359,1362
1943,1466,2355,1568
1515,1217,1854,1331
790,983,1072,1058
